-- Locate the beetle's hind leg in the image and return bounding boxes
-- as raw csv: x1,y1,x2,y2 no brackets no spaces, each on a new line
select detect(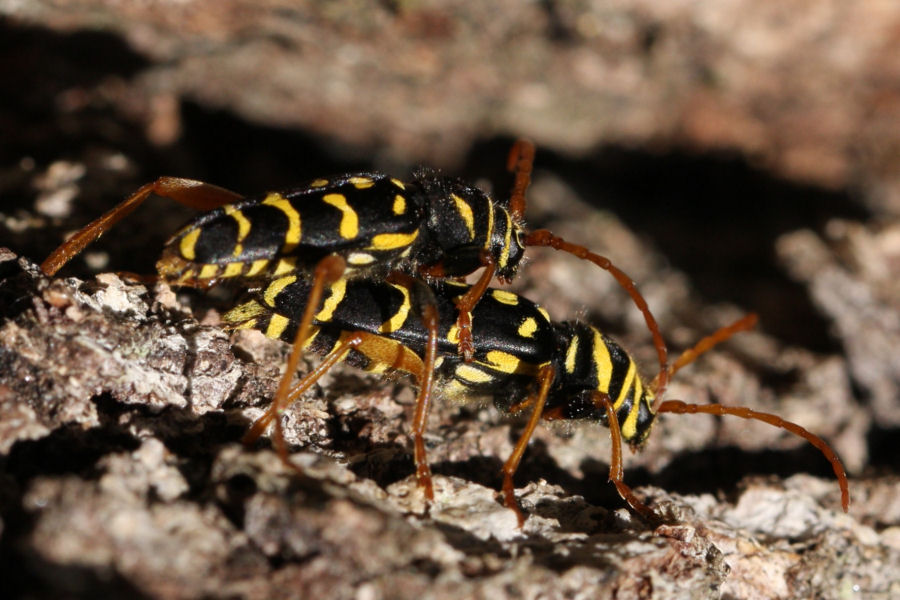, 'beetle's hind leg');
42,177,244,276
242,255,347,466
